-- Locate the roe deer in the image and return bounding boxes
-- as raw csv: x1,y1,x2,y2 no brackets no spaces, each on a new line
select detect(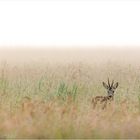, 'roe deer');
92,79,119,109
